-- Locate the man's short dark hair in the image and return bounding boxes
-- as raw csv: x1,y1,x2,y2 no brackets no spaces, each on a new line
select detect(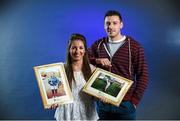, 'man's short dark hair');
104,10,122,21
